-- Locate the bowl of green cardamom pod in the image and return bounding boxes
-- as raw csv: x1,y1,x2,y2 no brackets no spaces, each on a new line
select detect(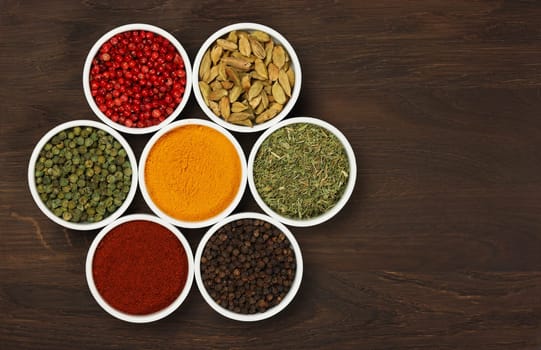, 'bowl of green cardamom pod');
192,22,302,133
28,120,138,230
248,117,356,227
